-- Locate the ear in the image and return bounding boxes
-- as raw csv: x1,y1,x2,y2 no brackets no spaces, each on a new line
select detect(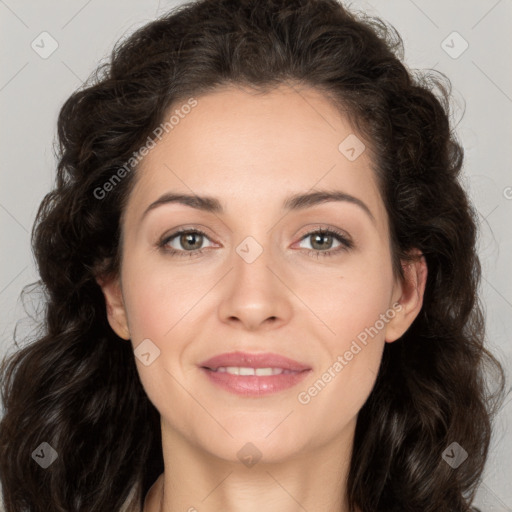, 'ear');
96,275,130,340
385,249,428,343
